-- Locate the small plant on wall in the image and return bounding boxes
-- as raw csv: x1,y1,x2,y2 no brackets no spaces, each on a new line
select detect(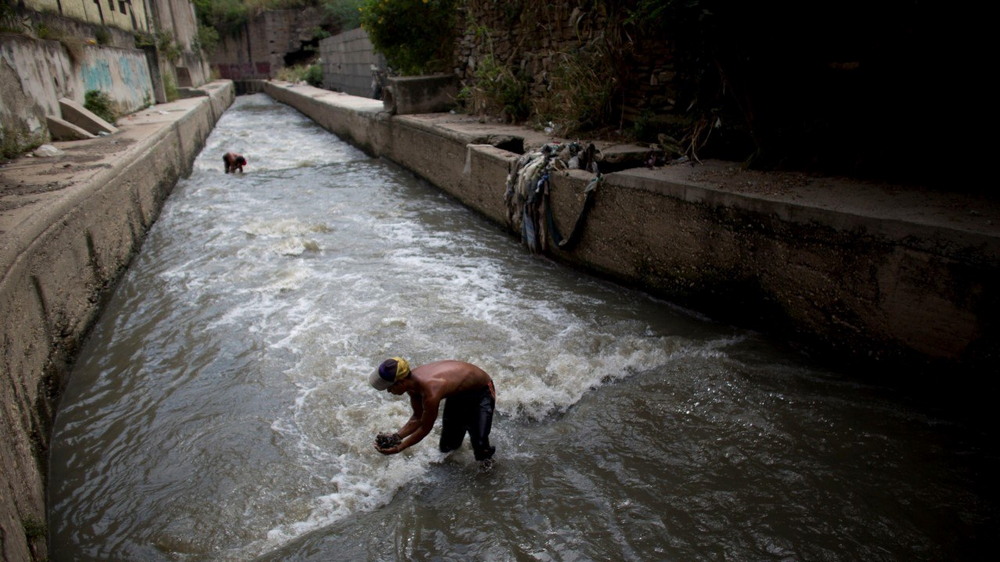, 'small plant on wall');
359,0,457,76
85,90,117,124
